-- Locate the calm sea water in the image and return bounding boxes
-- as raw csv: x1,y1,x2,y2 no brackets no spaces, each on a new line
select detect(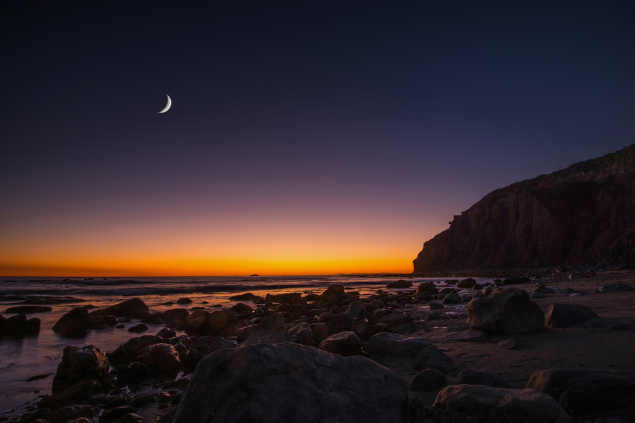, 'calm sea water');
0,275,489,413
